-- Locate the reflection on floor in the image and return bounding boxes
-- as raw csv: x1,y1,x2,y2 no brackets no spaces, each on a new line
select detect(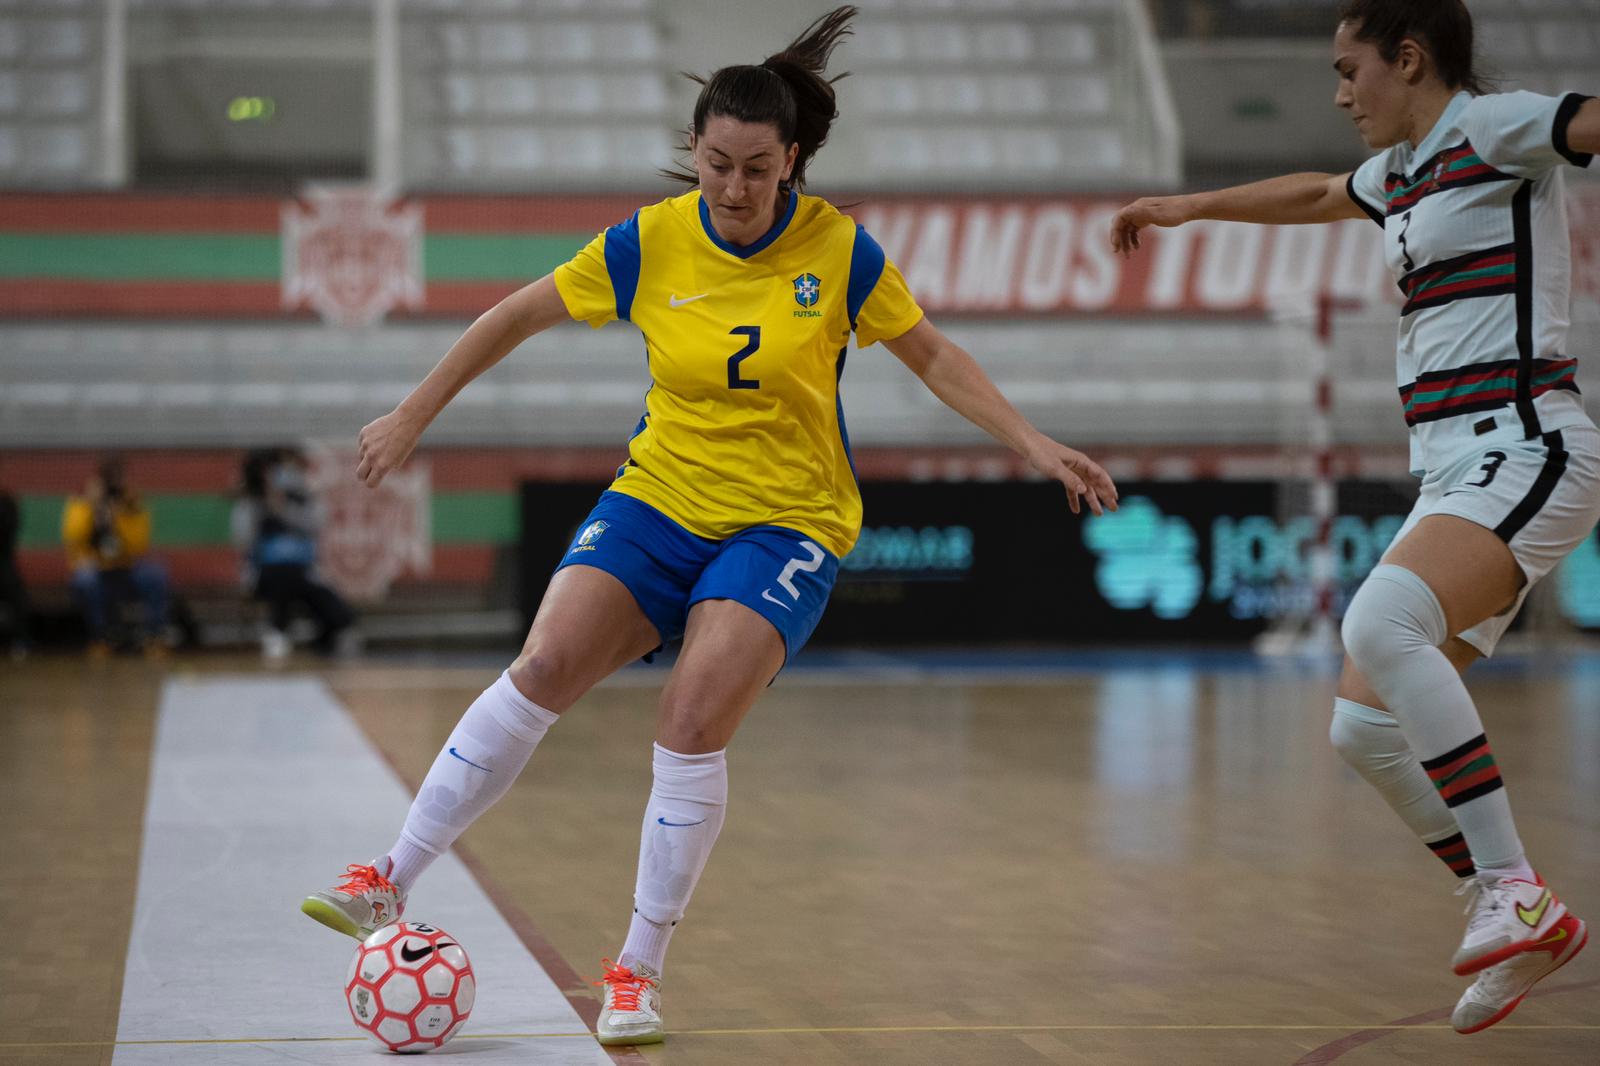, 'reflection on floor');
3,650,1597,1065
